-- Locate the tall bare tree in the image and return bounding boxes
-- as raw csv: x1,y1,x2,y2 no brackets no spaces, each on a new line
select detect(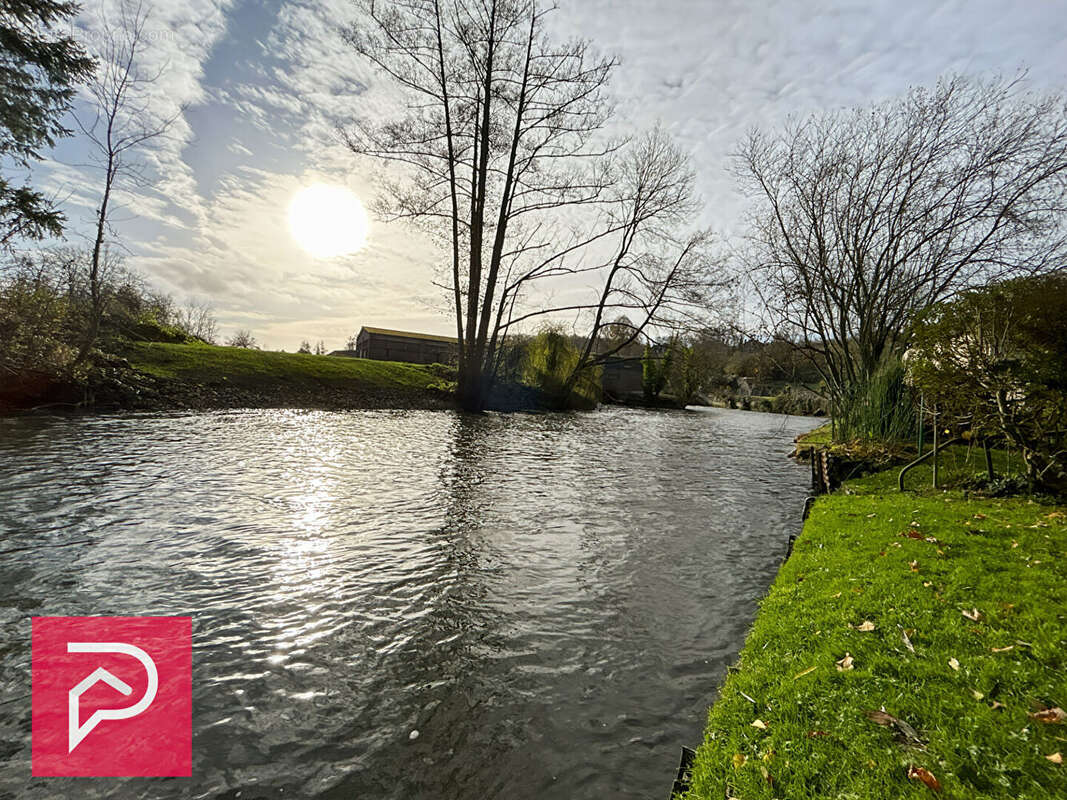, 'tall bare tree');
737,75,1067,406
343,0,716,409
73,0,175,363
